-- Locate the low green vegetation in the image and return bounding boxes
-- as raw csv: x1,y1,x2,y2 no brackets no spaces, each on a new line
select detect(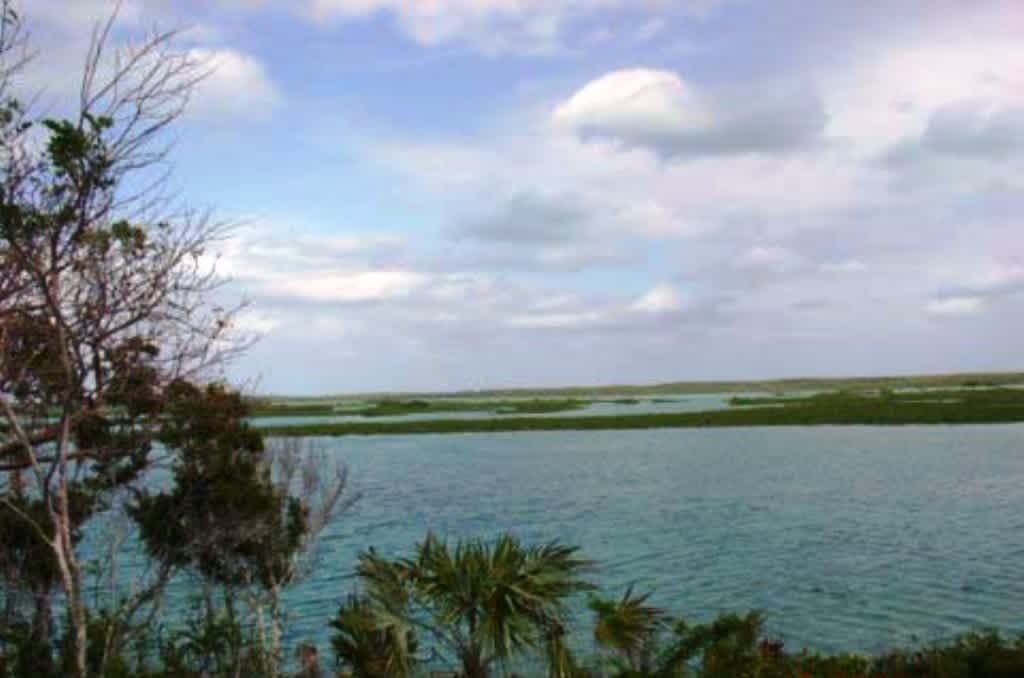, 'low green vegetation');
291,371,1024,401
250,398,591,418
728,387,1024,407
7,531,1024,677
249,401,344,417
258,387,1024,437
